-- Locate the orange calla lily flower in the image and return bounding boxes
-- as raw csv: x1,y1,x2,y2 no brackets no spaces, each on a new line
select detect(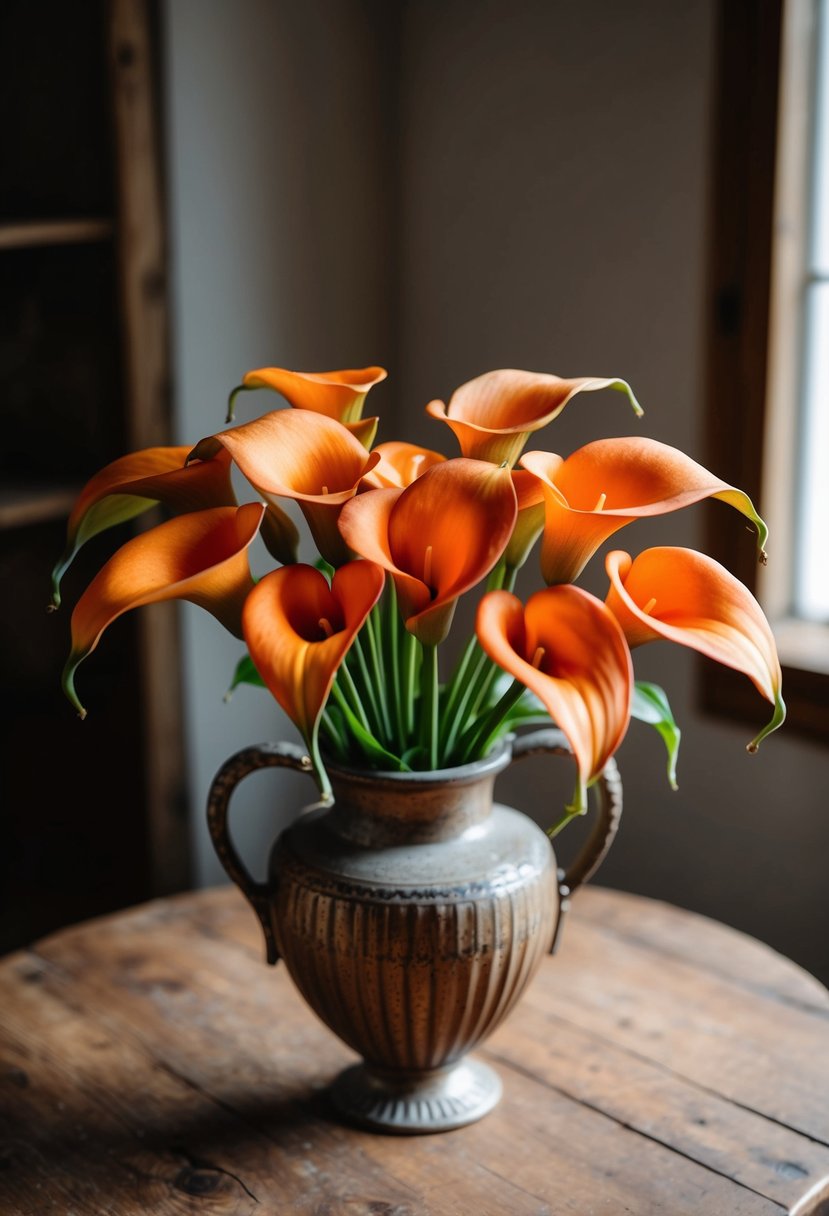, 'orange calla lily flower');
258,502,301,567
189,409,380,567
50,446,237,606
361,441,446,489
228,364,387,425
521,438,769,586
477,586,632,814
426,368,642,466
243,560,385,756
504,469,546,570
62,503,265,719
605,547,785,750
338,459,517,645
342,415,380,450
